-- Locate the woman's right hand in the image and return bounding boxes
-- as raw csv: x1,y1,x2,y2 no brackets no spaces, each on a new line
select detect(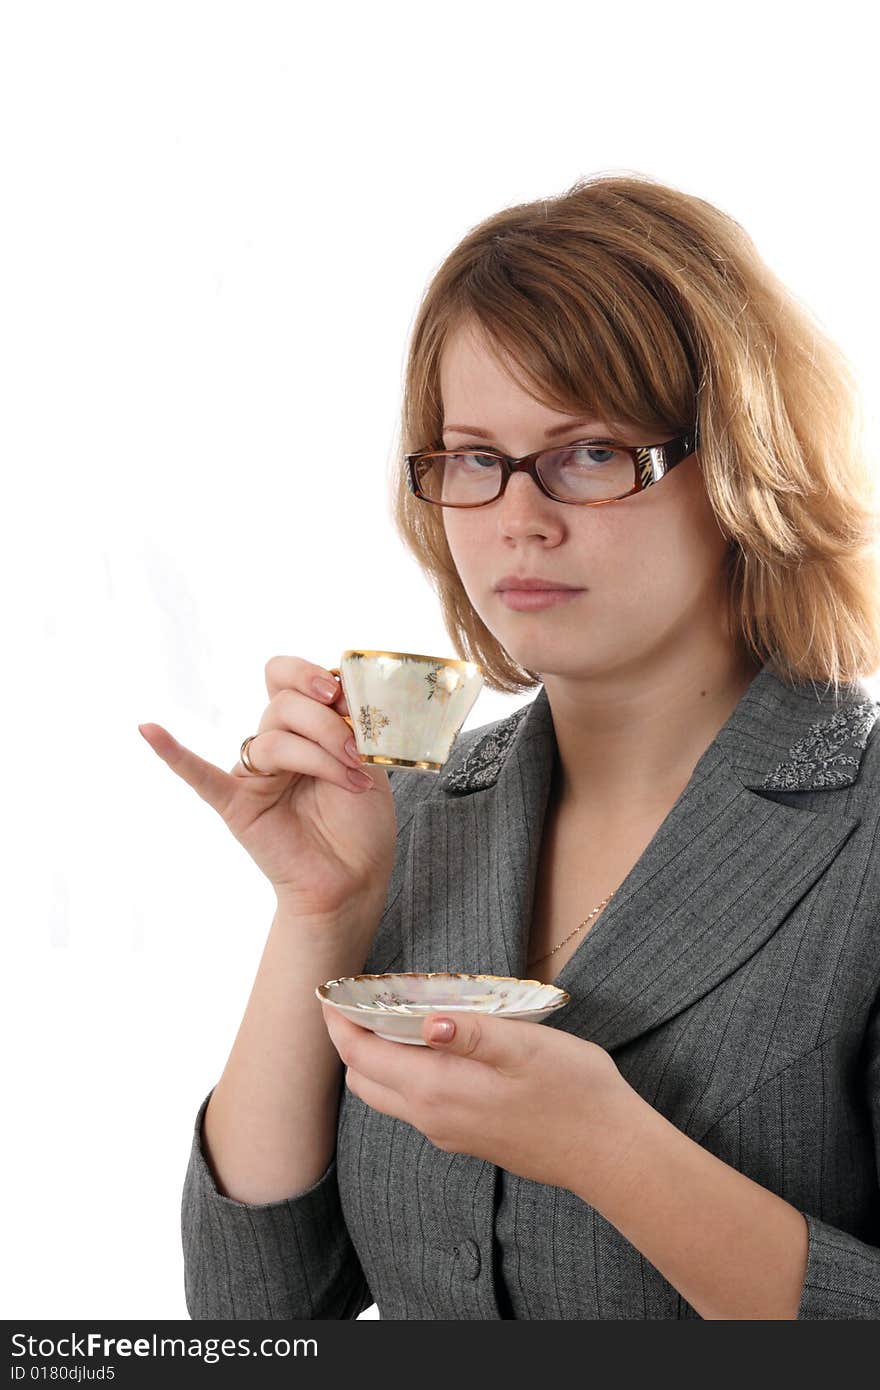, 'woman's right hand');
138,655,398,922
